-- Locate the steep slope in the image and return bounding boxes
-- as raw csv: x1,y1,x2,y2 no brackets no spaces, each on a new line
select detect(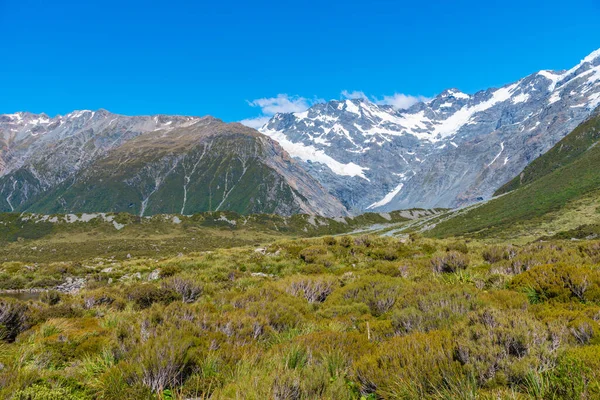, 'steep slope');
0,114,347,216
260,49,600,212
423,108,600,238
496,108,600,195
0,110,201,211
